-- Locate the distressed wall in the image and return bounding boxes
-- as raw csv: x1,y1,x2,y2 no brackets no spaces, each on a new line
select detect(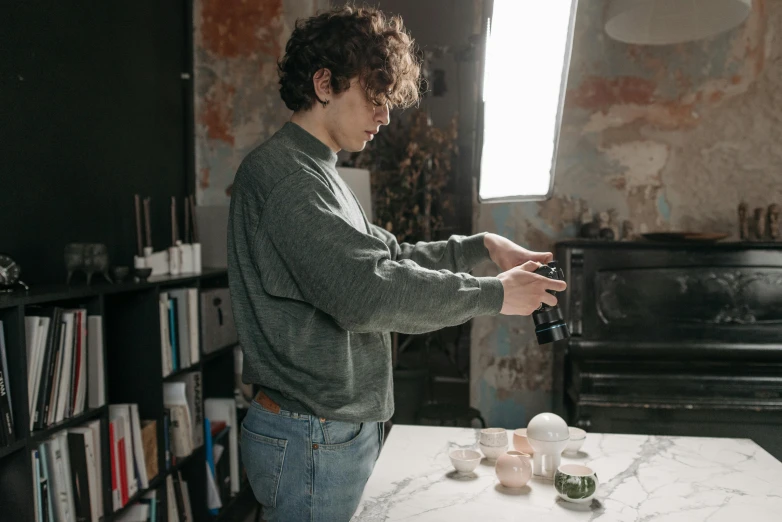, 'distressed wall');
194,0,328,205
471,0,781,428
